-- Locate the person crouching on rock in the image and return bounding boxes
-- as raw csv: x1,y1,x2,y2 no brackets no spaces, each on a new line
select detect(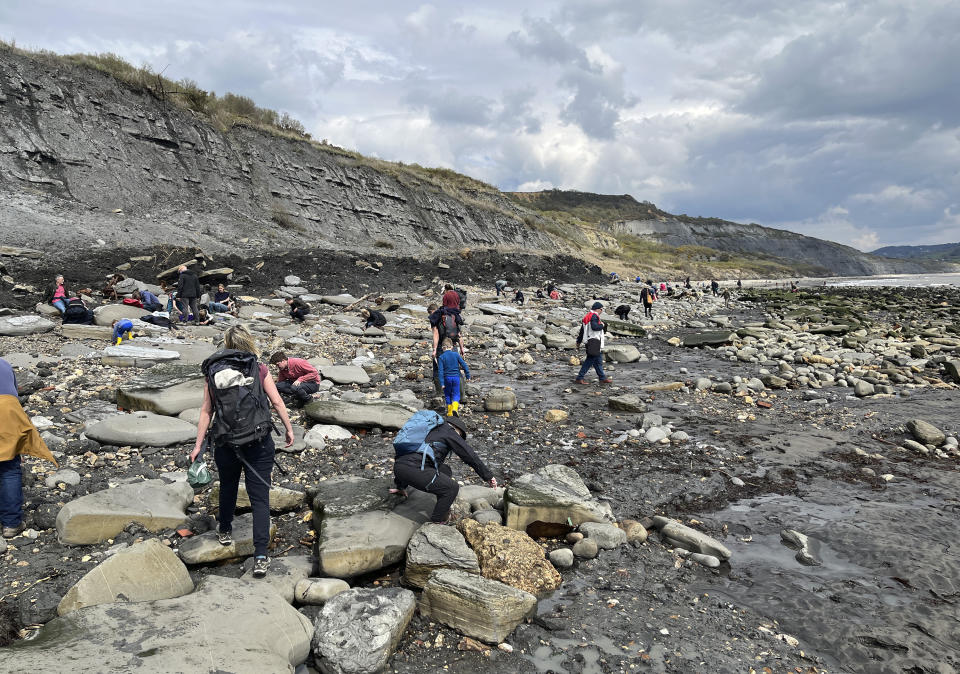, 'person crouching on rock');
437,338,470,417
286,297,310,322
615,304,630,321
111,318,133,345
392,416,496,524
360,307,387,331
1,358,58,539
514,289,525,306
191,325,295,579
269,351,321,406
